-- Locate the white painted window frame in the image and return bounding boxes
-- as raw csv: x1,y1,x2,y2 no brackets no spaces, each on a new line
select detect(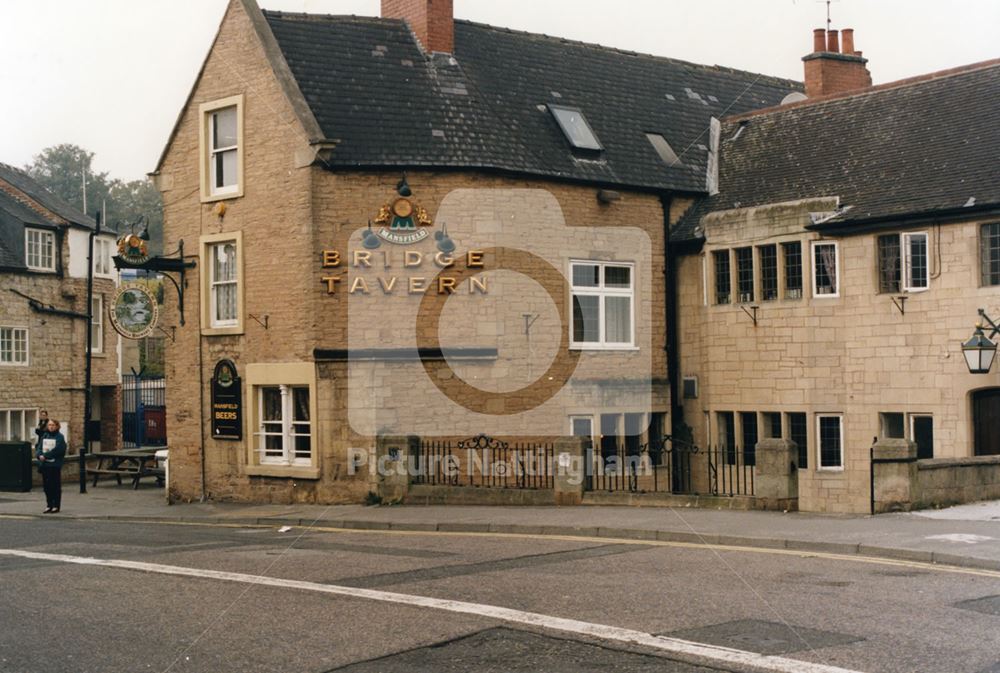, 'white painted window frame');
811,241,840,299
902,231,930,292
25,228,55,271
0,408,38,441
816,414,844,471
255,384,312,467
0,327,29,366
93,237,115,278
209,241,239,328
90,296,103,354
569,260,636,350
